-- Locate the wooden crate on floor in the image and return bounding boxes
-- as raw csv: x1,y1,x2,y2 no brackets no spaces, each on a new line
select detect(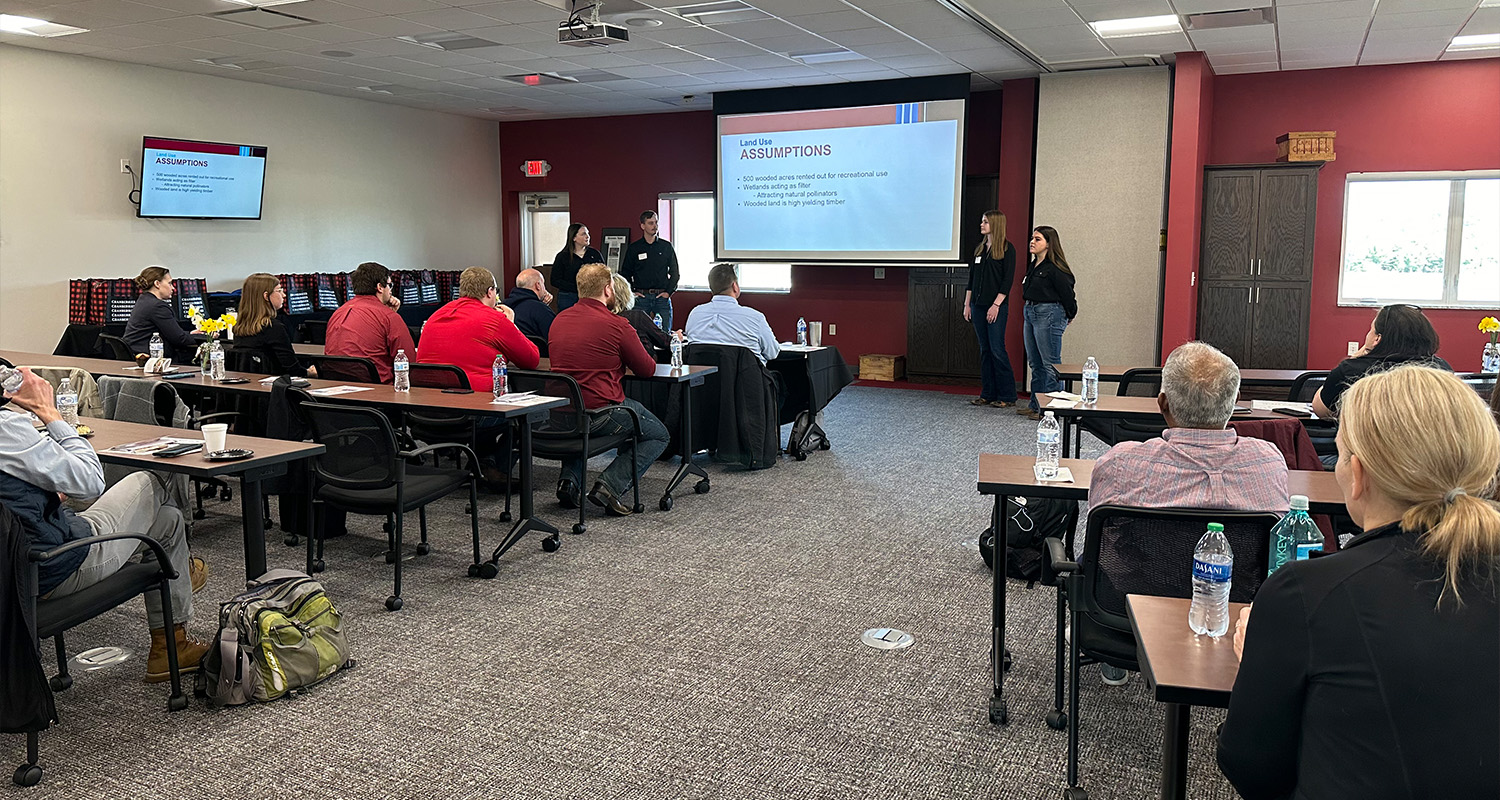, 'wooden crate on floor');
859,354,905,381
